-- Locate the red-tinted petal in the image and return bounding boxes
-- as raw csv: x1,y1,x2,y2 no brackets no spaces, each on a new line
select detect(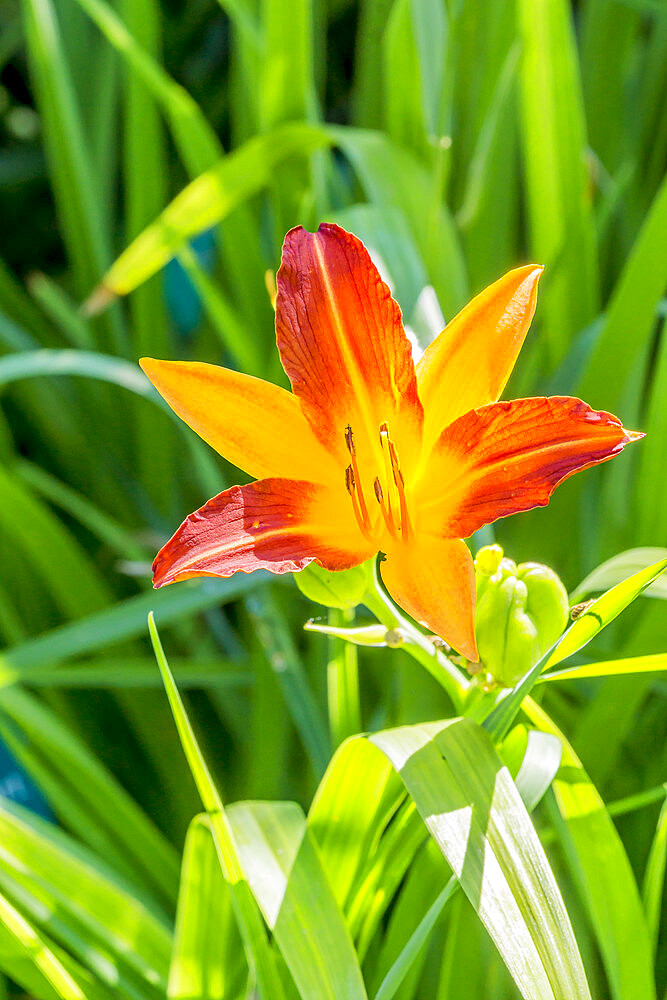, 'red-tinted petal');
276,223,423,481
153,478,374,587
381,536,478,661
417,396,643,539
